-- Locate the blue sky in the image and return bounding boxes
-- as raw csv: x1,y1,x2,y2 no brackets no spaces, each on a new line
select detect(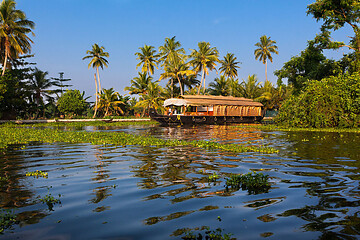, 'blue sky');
16,0,353,99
